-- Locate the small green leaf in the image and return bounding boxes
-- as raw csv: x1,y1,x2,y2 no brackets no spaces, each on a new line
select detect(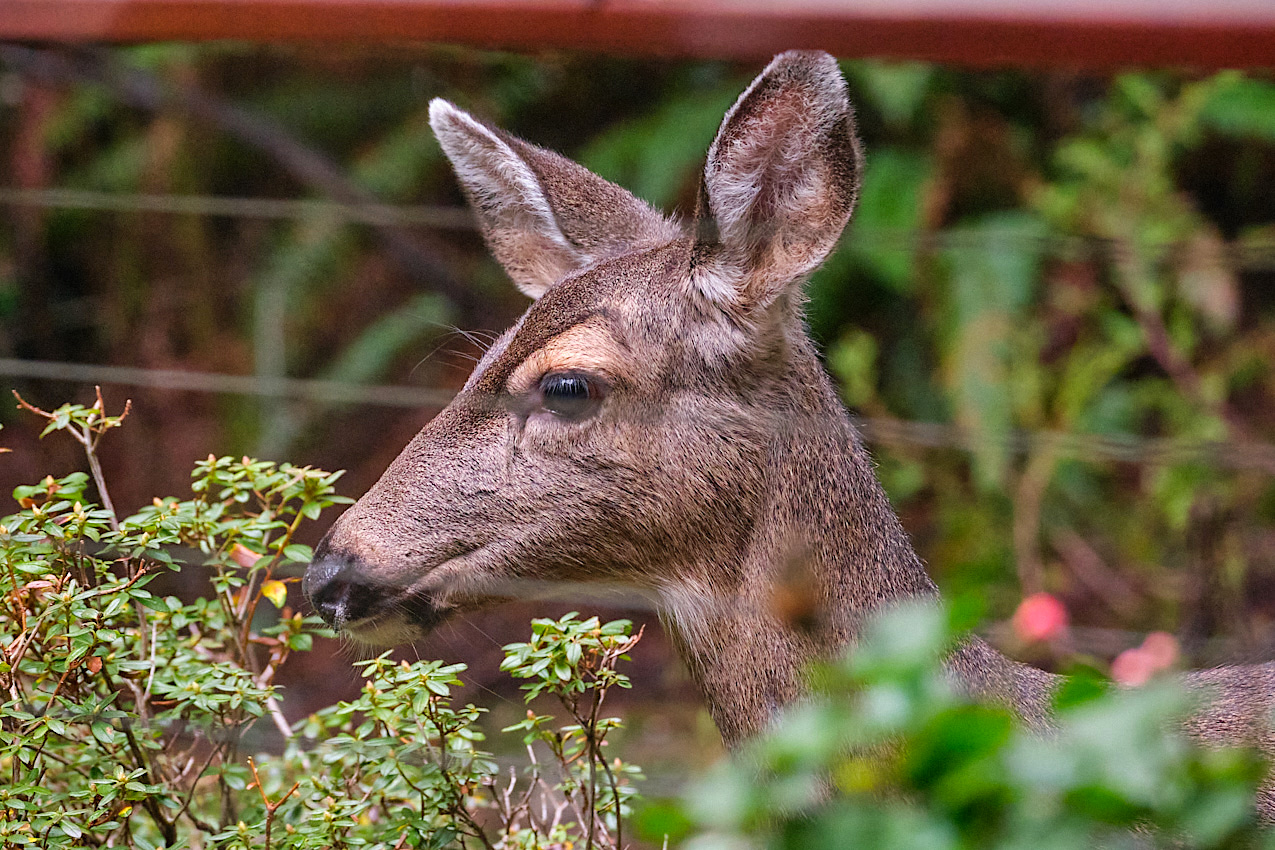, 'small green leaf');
283,543,314,564
135,592,171,612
